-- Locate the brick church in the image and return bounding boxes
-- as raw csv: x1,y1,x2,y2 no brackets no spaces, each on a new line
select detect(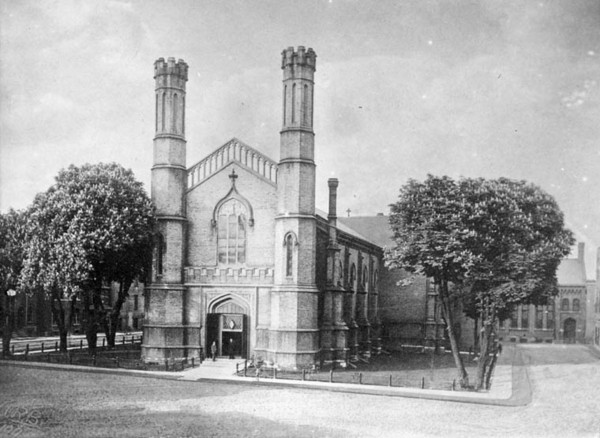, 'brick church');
142,47,395,369
140,47,599,370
